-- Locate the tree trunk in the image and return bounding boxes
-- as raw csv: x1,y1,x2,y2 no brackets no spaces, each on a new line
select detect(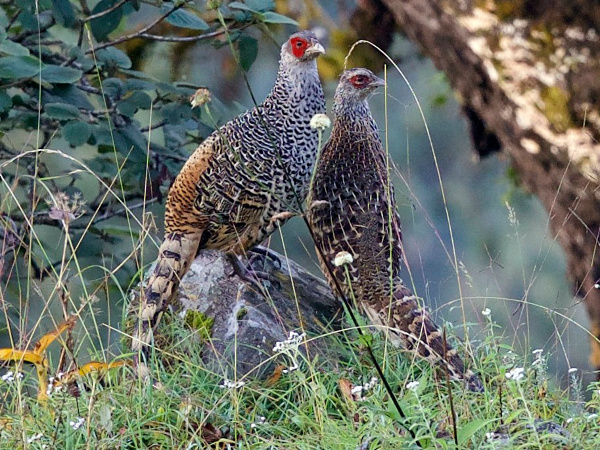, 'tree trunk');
357,0,600,372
